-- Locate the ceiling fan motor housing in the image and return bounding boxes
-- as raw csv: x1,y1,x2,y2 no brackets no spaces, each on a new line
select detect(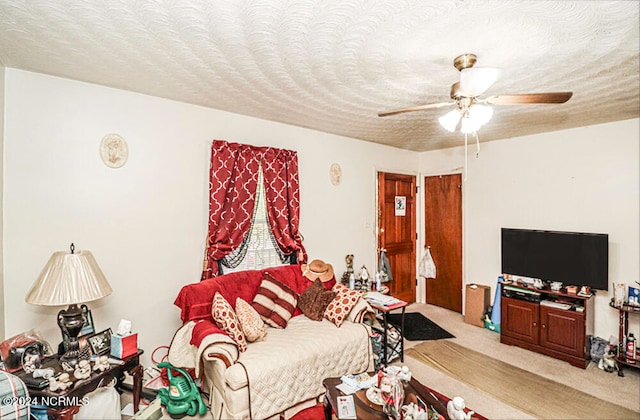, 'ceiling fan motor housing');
453,53,477,71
